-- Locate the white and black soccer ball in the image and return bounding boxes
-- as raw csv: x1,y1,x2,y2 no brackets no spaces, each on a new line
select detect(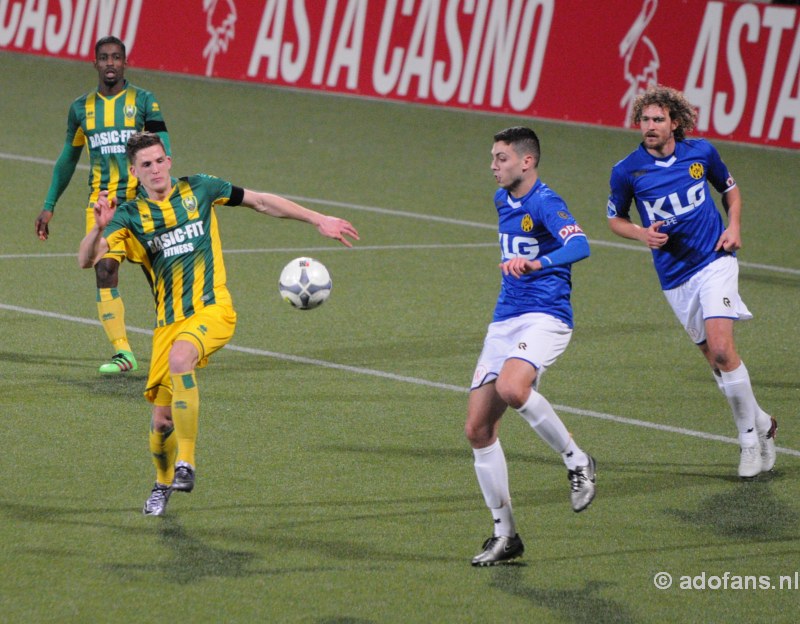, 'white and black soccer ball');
278,257,332,310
